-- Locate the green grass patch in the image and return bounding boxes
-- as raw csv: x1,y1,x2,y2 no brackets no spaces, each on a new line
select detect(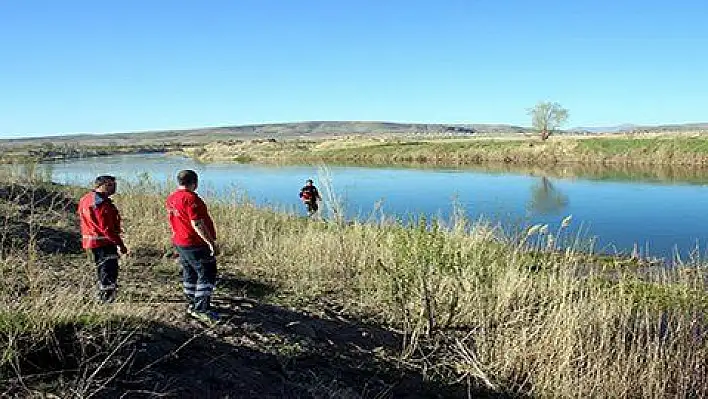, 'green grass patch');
616,279,708,311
